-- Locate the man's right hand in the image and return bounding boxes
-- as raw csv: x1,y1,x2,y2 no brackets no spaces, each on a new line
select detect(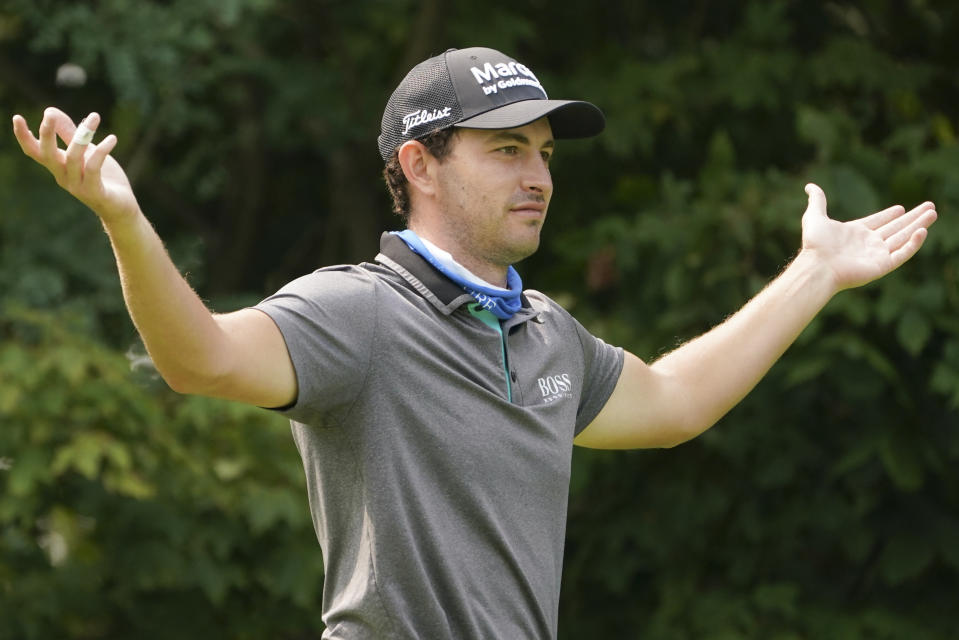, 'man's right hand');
12,107,298,410
12,108,140,226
